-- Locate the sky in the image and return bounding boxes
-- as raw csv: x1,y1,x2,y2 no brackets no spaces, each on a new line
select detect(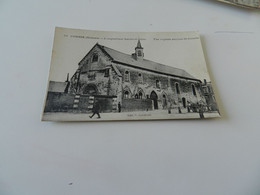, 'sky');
48,27,211,82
